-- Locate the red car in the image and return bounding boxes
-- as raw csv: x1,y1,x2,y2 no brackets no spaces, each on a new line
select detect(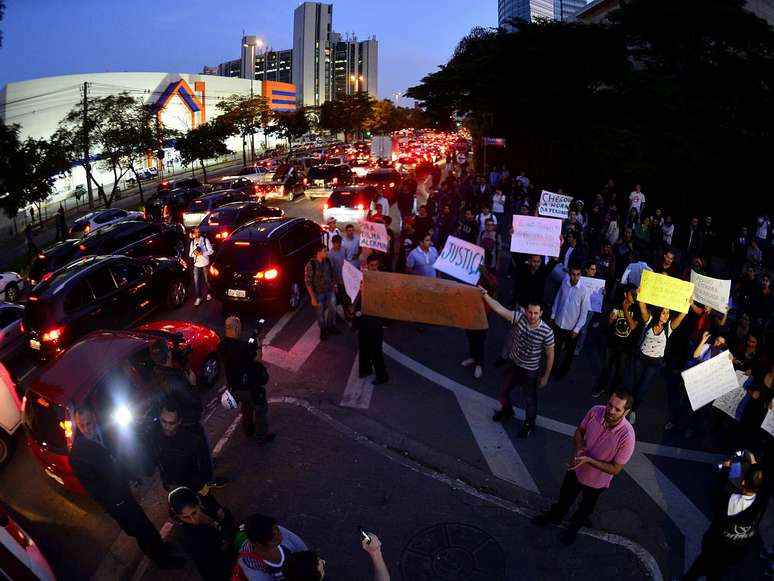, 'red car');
21,322,220,493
